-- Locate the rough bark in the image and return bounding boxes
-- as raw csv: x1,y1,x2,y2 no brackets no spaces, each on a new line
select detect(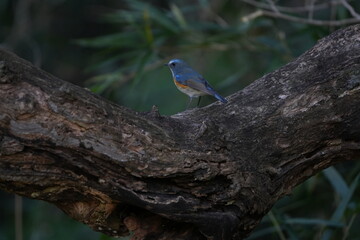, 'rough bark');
1,24,360,240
